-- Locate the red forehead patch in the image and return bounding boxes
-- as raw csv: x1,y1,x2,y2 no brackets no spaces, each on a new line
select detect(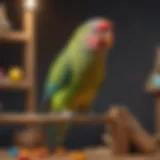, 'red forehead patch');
96,20,114,32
